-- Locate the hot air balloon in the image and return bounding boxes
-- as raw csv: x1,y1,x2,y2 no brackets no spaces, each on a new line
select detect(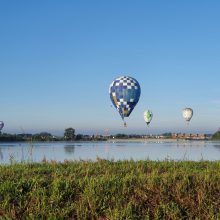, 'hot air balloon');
109,76,141,127
144,110,153,126
0,121,4,131
182,108,193,123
